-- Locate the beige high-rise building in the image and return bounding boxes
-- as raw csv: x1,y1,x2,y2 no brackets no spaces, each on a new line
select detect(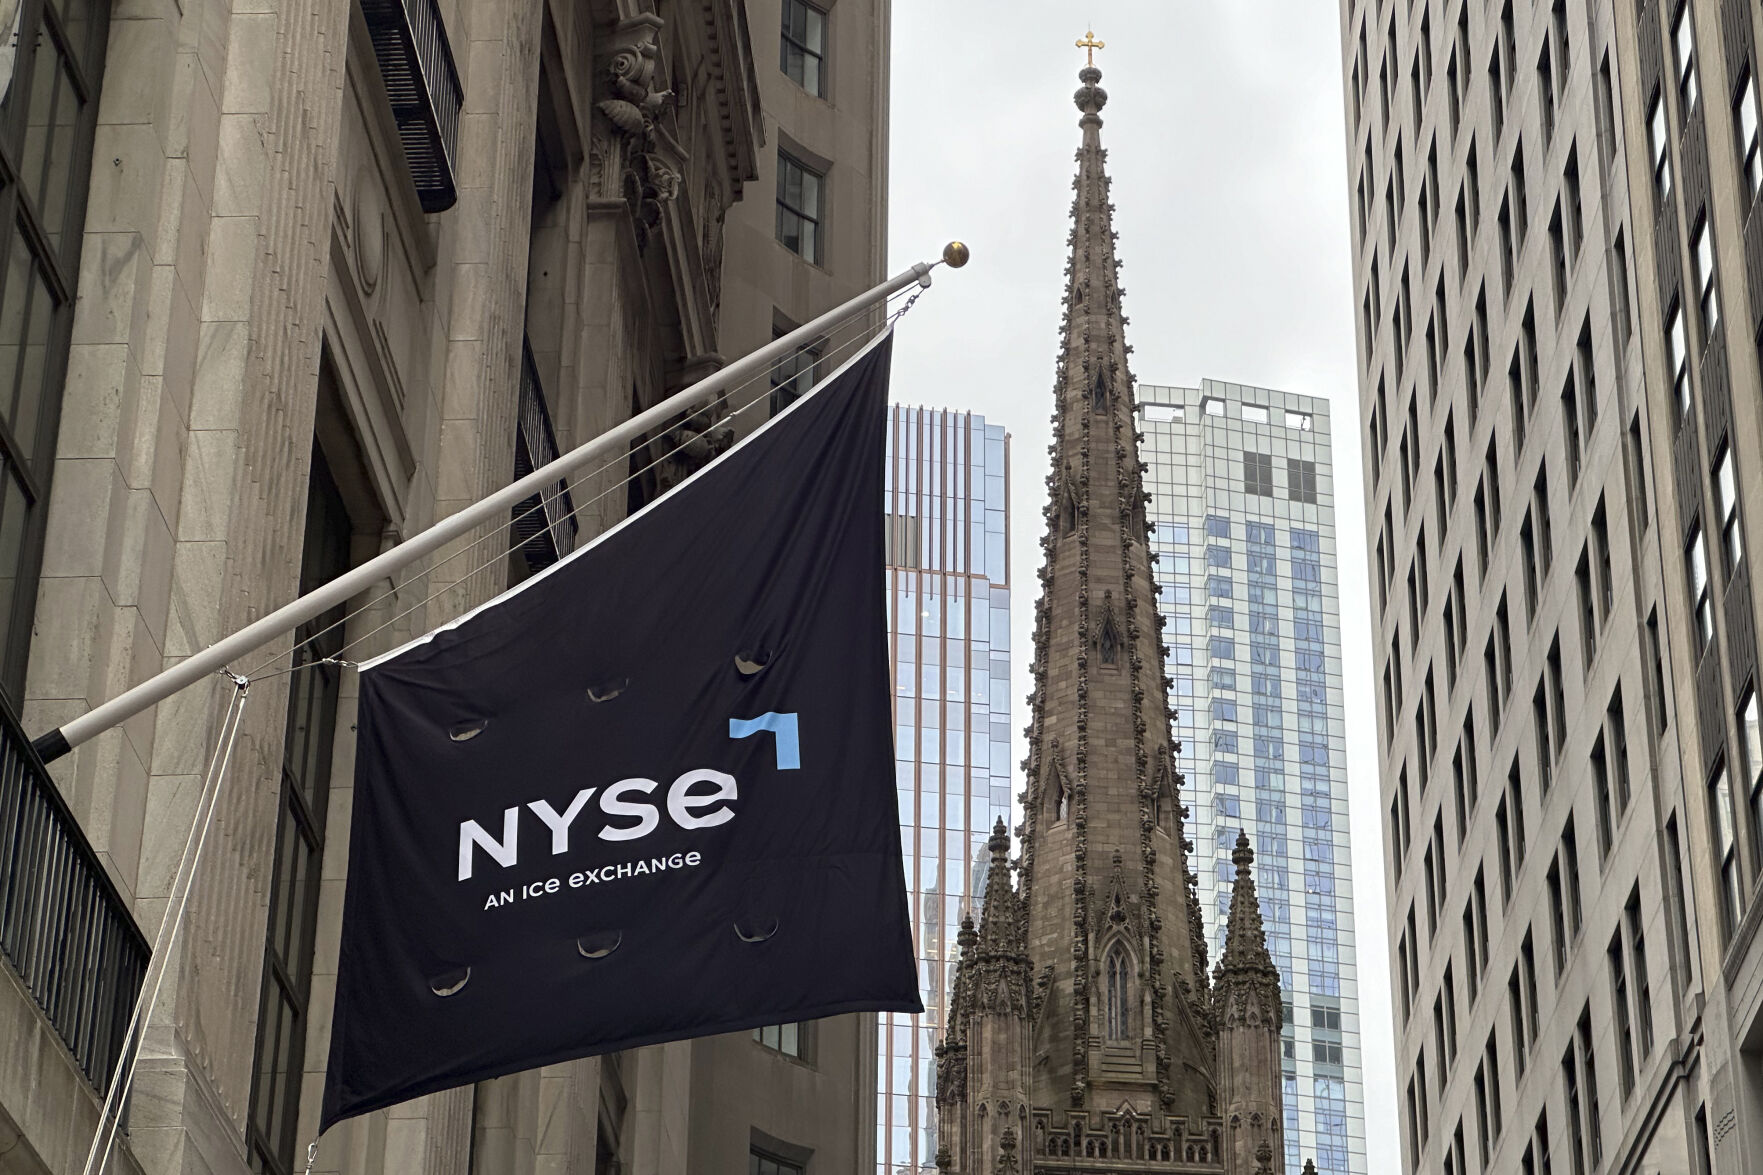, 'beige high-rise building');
1342,0,1763,1170
0,1,889,1174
